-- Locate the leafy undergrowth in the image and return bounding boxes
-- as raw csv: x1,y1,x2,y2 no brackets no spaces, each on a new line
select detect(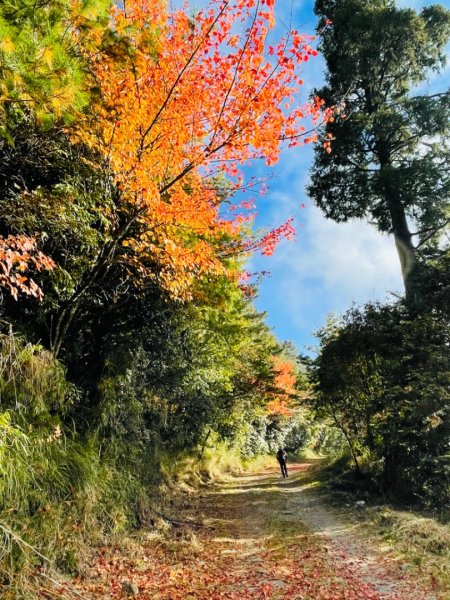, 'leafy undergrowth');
32,463,441,600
